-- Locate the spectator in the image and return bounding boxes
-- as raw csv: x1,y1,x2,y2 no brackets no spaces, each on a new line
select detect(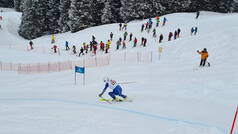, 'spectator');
79,47,84,57
197,48,209,67
159,34,163,43
65,41,70,50
196,11,200,19
29,40,34,50
133,37,138,47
